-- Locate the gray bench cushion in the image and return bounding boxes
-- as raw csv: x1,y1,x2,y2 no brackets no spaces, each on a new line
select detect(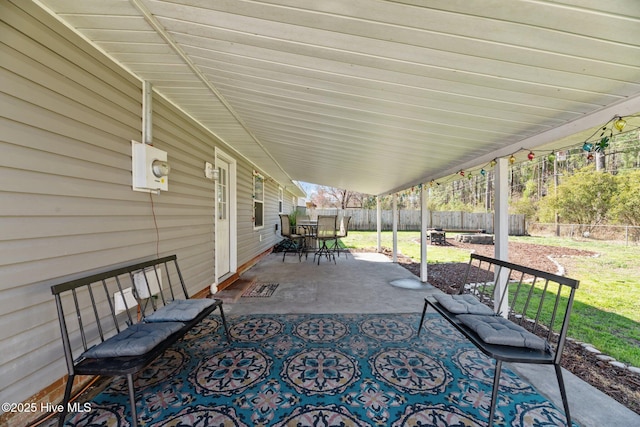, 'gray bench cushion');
144,299,216,322
82,322,184,358
433,294,495,315
457,314,550,352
